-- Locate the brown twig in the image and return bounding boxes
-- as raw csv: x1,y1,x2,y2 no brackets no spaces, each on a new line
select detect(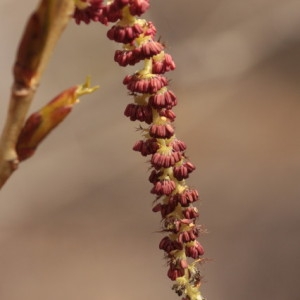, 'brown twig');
0,0,74,189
